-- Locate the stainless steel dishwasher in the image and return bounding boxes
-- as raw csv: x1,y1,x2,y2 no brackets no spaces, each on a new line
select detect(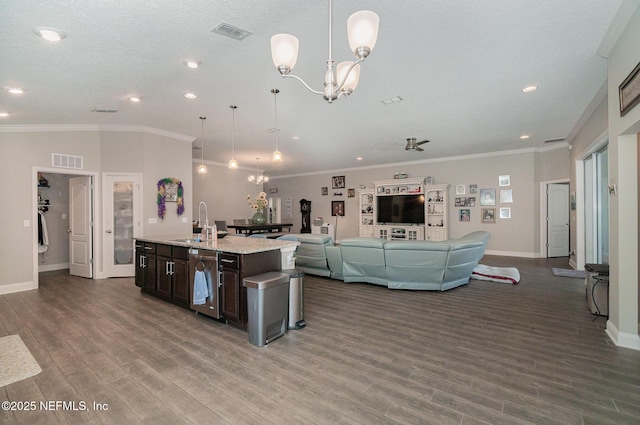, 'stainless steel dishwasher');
189,248,222,319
